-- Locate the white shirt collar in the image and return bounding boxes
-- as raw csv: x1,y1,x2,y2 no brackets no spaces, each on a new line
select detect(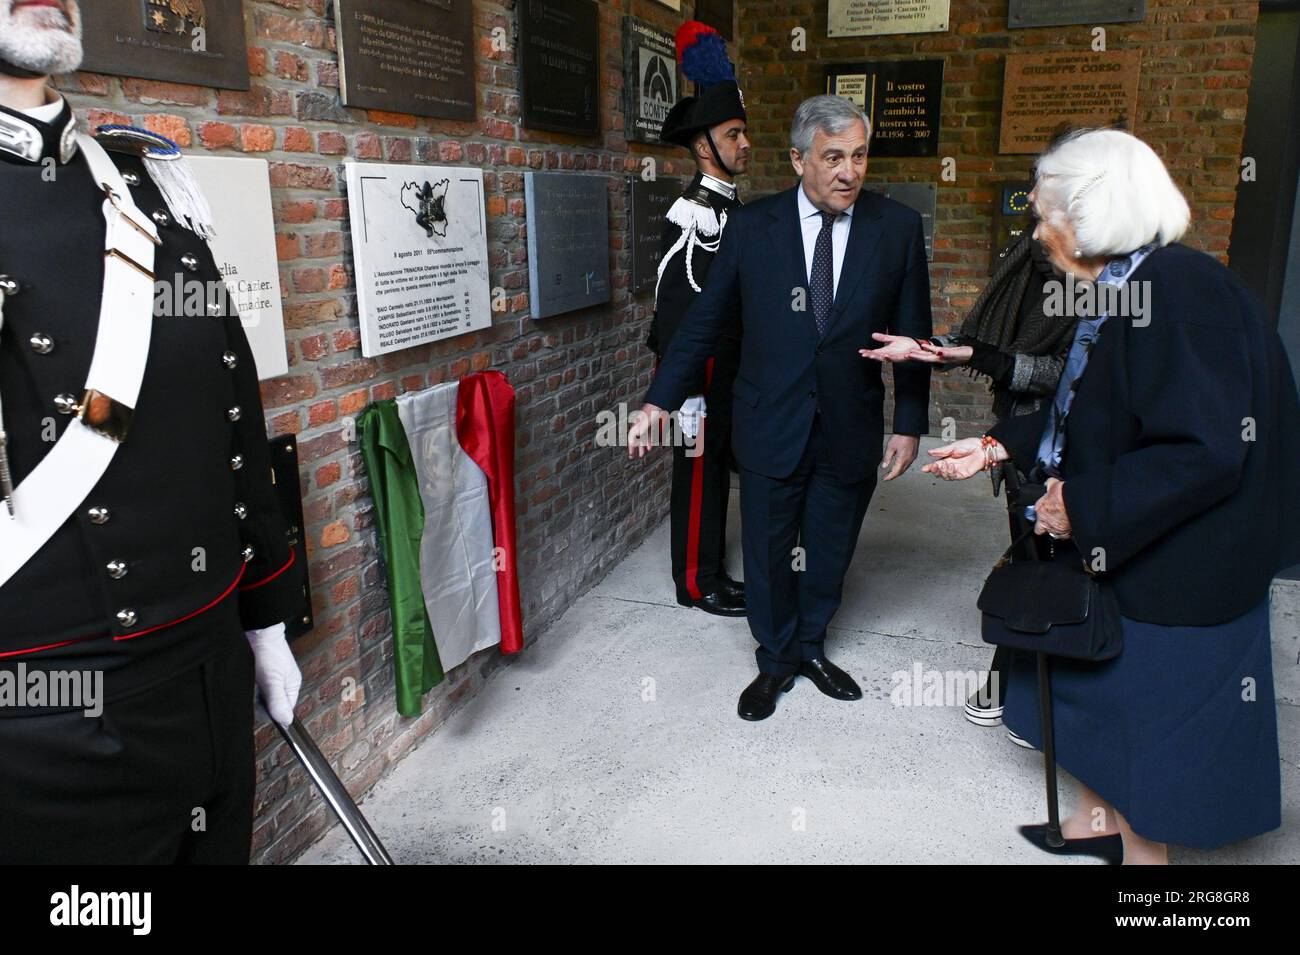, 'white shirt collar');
798,182,856,221
21,91,65,123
